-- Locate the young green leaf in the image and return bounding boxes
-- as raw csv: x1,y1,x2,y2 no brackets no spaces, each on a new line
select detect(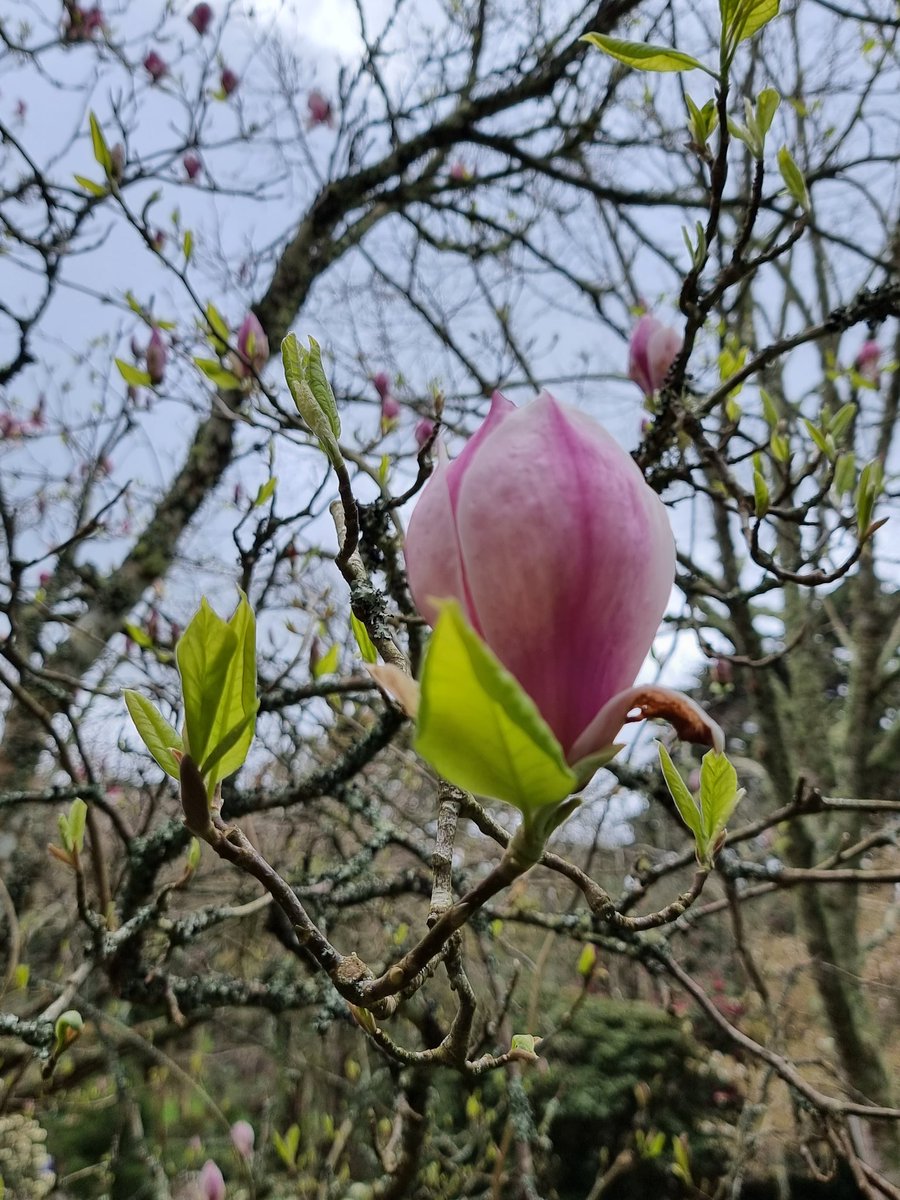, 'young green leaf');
253,477,277,508
124,690,183,778
580,33,712,75
833,451,856,497
721,0,780,50
828,401,856,440
175,599,239,765
350,612,378,664
803,419,829,455
68,799,88,856
115,359,153,388
74,174,107,197
756,87,780,135
312,643,340,678
202,593,258,788
657,743,702,840
415,601,577,814
752,459,770,517
777,145,810,211
204,303,231,353
89,111,112,175
282,334,343,468
193,357,244,390
698,749,742,845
